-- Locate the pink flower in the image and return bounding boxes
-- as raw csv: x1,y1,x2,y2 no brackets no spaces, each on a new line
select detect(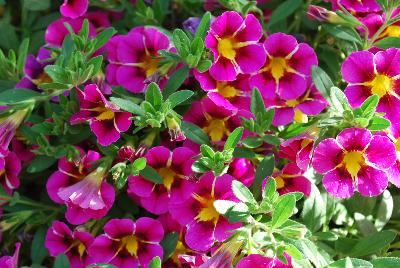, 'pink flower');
205,11,266,81
360,9,400,40
169,172,241,251
228,158,254,186
279,133,315,171
333,0,381,14
0,242,21,268
70,84,132,146
128,146,196,215
88,218,164,268
237,253,292,268
0,108,28,156
60,0,89,19
46,148,115,224
0,152,21,194
250,33,318,101
312,128,396,198
45,221,94,268
106,27,171,93
341,48,400,123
